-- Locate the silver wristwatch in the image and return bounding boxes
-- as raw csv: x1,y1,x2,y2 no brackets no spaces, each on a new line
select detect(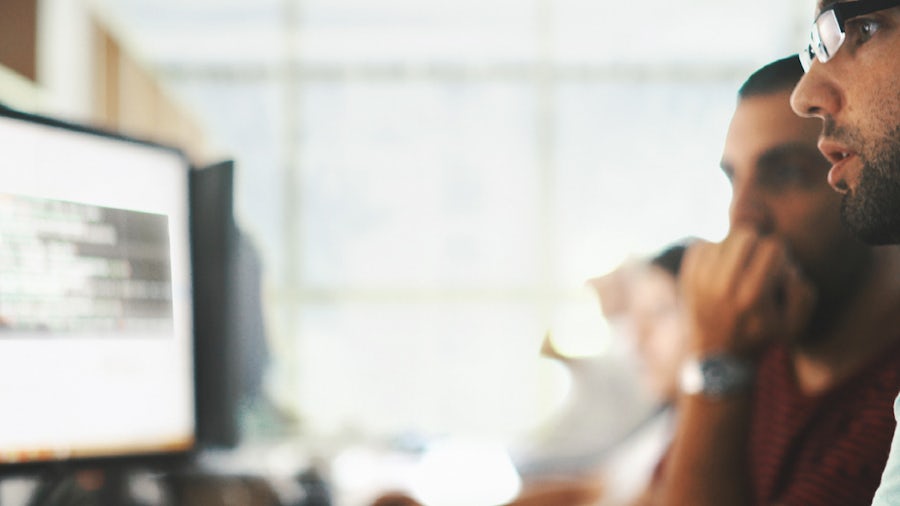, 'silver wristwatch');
679,353,755,397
